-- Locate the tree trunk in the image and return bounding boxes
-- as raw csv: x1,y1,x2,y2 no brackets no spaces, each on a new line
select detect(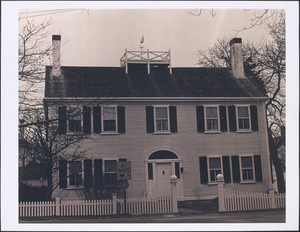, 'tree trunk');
268,129,285,193
46,162,53,201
